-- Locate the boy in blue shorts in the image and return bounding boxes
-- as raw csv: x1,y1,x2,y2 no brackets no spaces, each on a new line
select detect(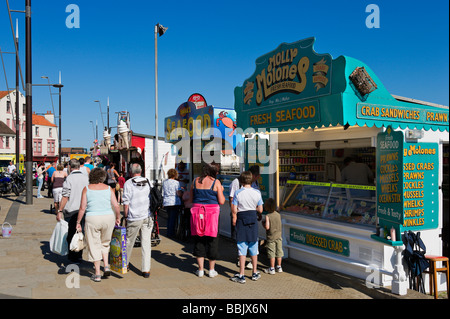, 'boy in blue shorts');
230,171,263,284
